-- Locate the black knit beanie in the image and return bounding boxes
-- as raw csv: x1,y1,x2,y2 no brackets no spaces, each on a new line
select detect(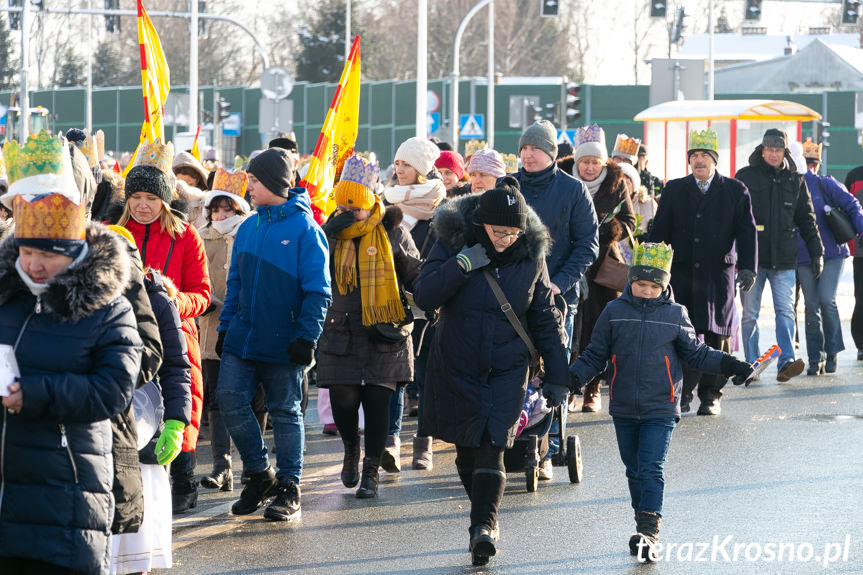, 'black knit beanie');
125,165,174,204
762,128,788,150
247,148,293,198
475,176,528,230
268,137,298,153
